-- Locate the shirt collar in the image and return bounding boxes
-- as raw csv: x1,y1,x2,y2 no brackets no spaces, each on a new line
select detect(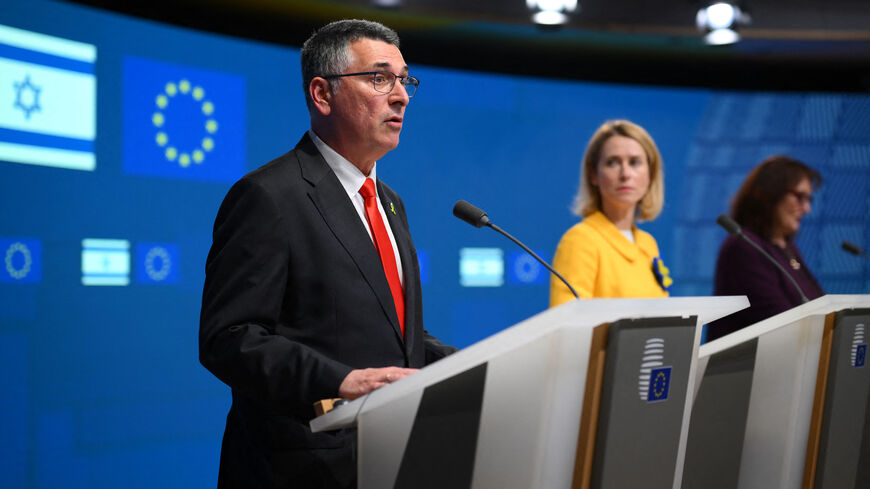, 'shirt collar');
309,129,377,198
